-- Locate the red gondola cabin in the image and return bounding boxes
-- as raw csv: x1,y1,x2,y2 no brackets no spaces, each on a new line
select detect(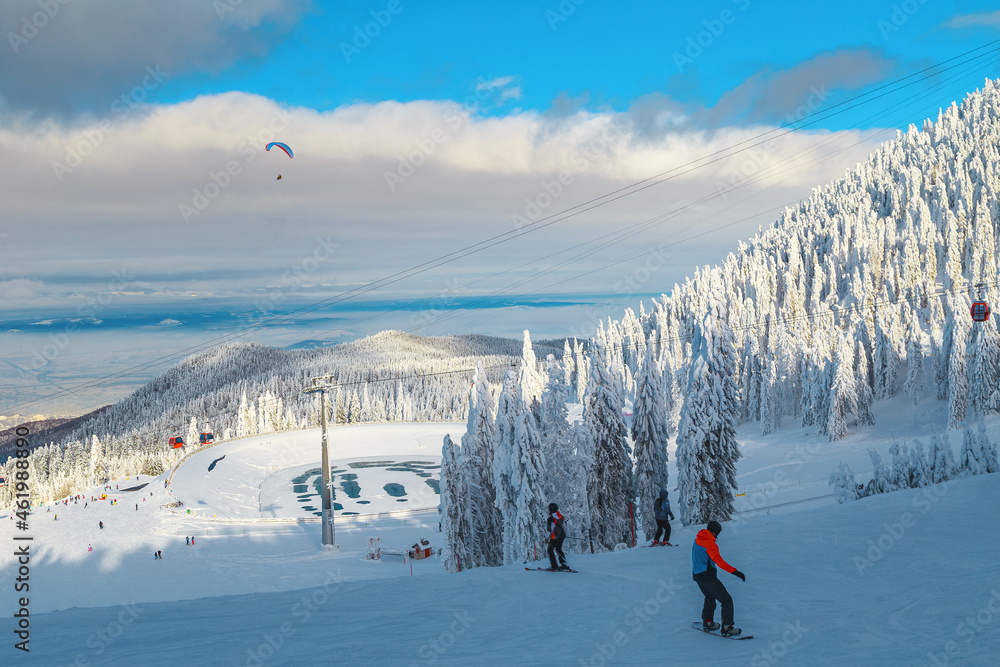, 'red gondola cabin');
200,433,214,445
972,301,990,322
169,437,185,449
